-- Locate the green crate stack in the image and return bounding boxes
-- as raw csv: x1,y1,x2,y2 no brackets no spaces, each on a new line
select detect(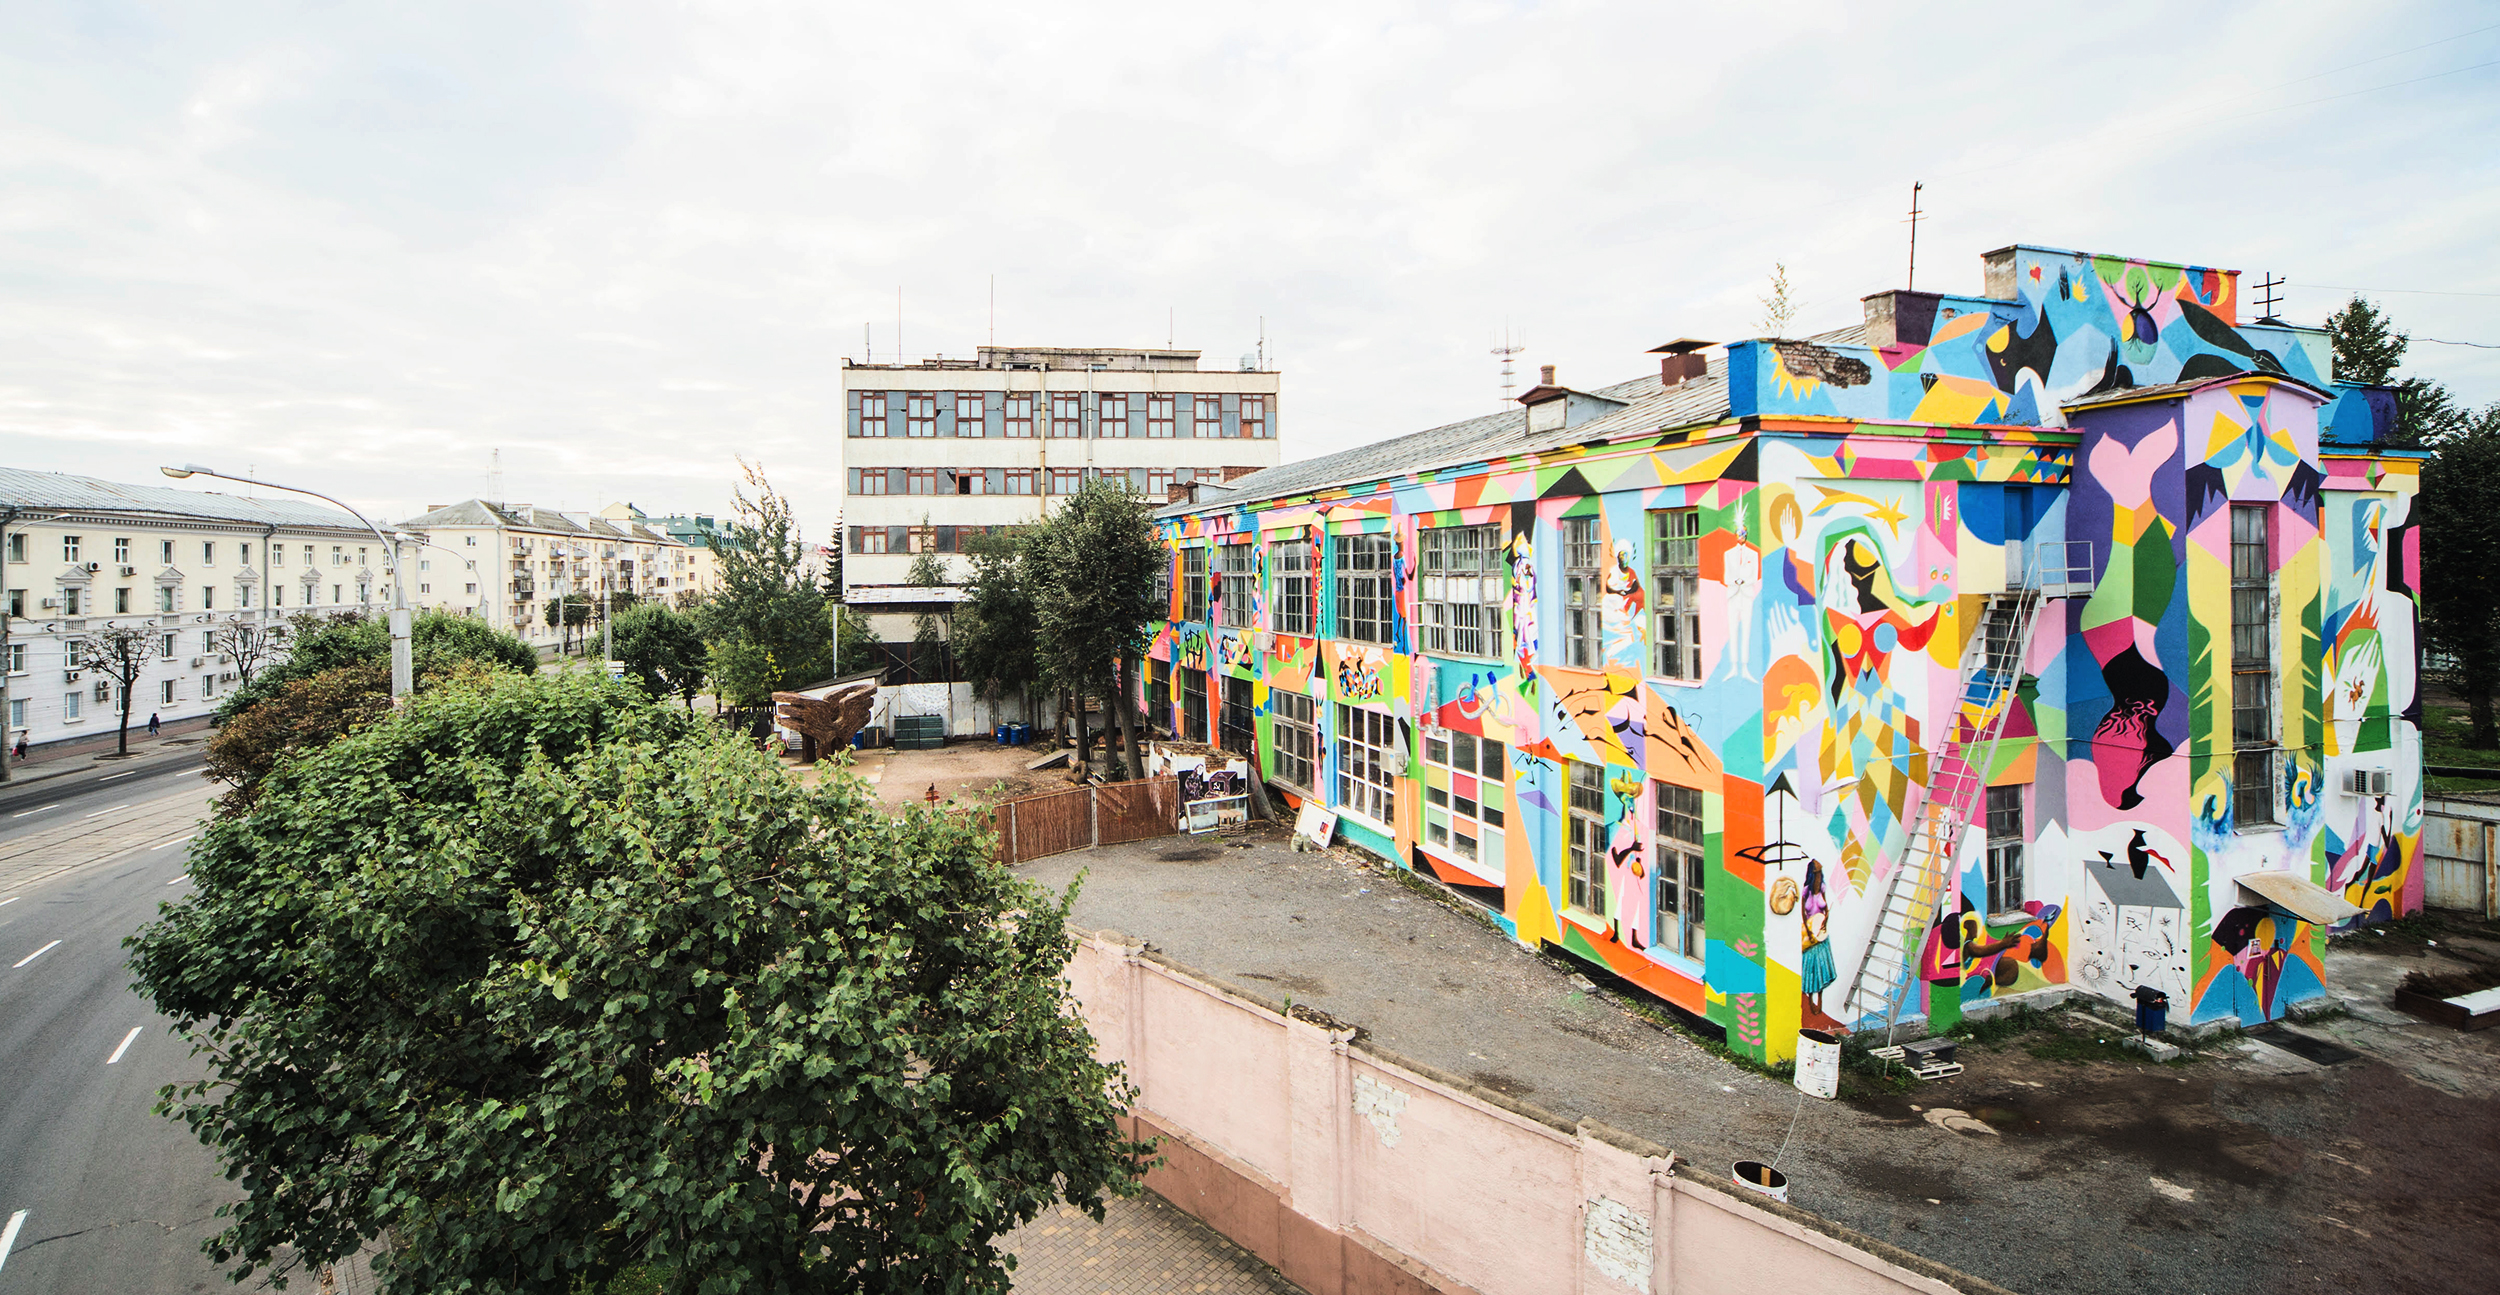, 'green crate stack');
894,715,946,751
